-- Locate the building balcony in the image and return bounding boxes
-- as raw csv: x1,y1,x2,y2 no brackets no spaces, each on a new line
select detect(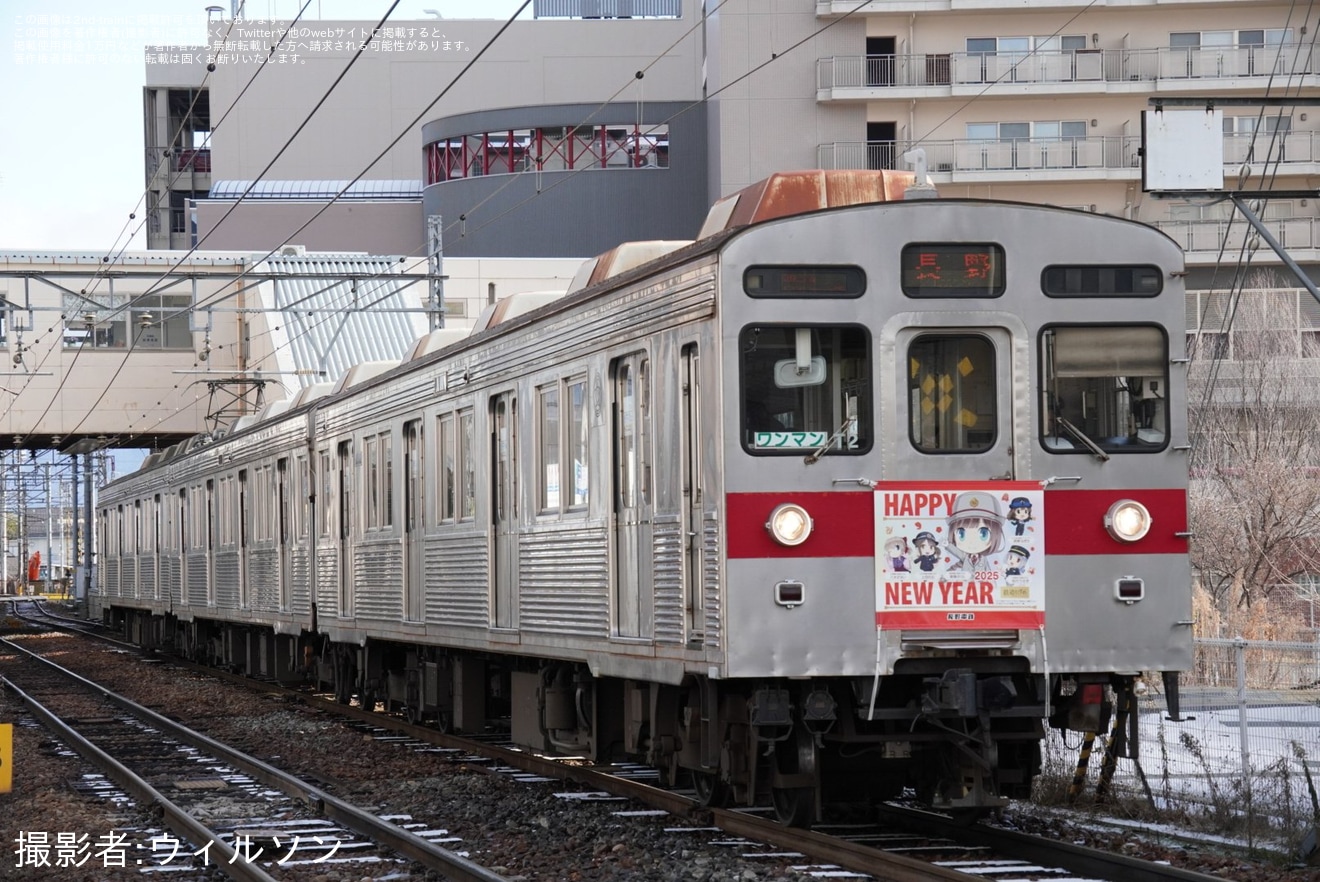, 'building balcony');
818,132,1320,183
1154,218,1320,264
817,45,1320,99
